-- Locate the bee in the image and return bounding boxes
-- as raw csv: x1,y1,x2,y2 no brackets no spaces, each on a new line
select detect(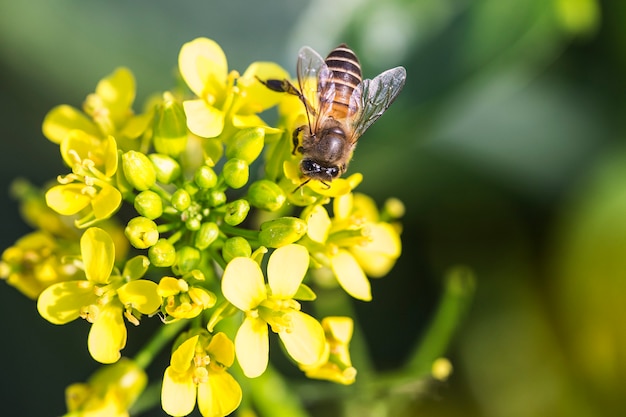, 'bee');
258,44,406,186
